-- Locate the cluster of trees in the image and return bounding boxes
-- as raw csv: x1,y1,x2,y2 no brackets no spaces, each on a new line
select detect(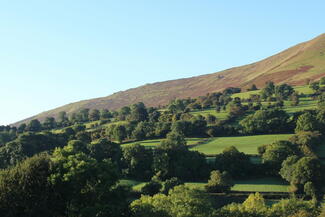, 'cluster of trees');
16,108,113,133
0,145,129,217
2,79,325,216
0,126,17,147
121,131,209,181
255,111,325,197
131,187,321,217
240,108,292,134
260,81,295,101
